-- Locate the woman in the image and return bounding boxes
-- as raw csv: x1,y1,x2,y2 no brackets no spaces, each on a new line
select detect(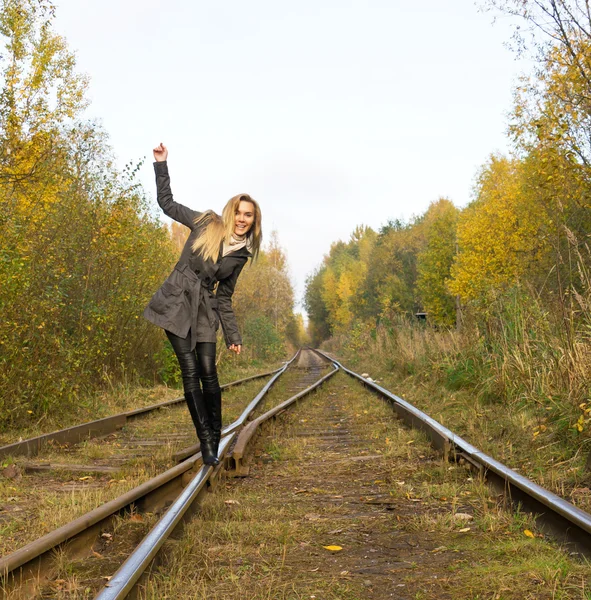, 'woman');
144,143,261,466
